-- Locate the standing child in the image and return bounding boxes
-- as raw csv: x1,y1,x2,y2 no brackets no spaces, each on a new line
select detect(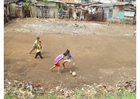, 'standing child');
29,37,40,54
62,49,75,74
50,52,67,75
35,41,43,59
